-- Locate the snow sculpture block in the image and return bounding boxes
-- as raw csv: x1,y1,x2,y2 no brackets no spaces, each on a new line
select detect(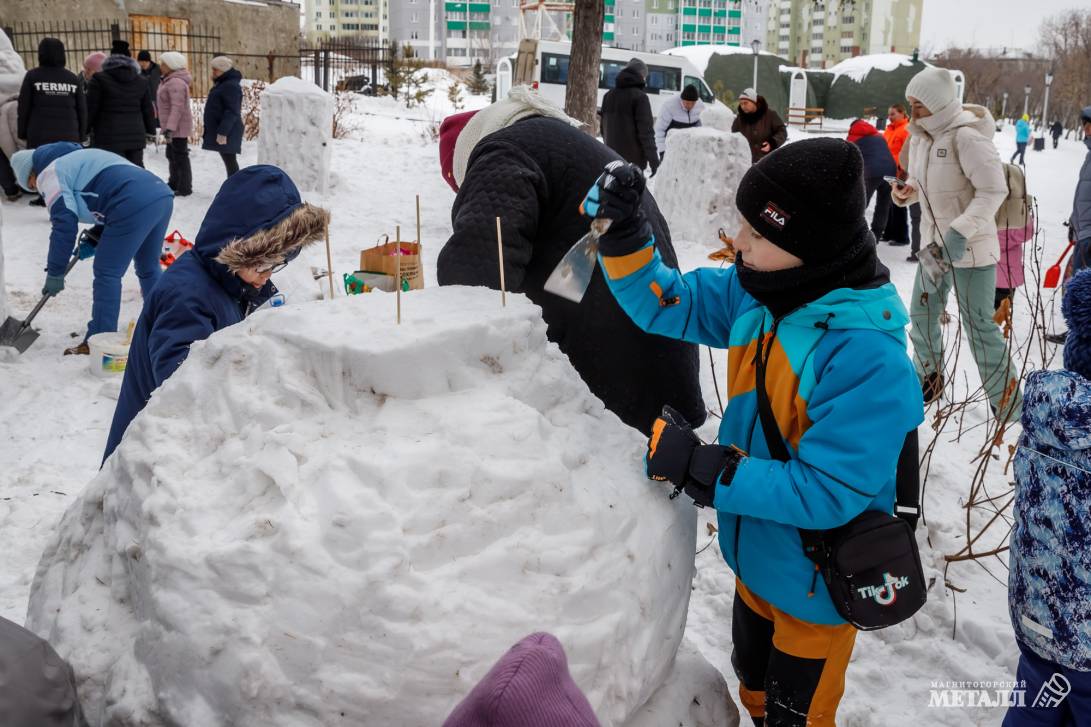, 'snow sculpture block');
27,287,700,726
652,124,749,247
0,203,7,323
258,76,333,194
